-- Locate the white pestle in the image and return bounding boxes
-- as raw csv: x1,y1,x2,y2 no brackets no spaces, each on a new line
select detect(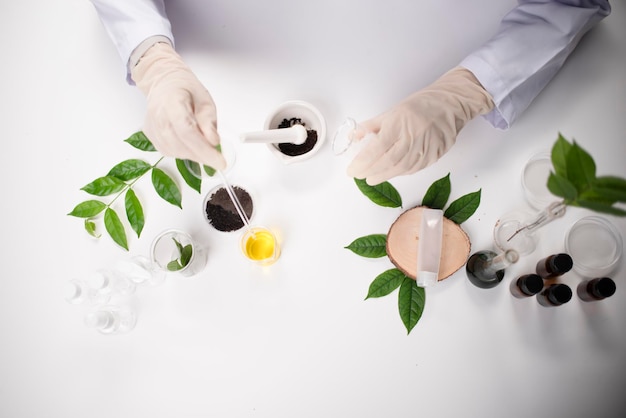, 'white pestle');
239,124,307,145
